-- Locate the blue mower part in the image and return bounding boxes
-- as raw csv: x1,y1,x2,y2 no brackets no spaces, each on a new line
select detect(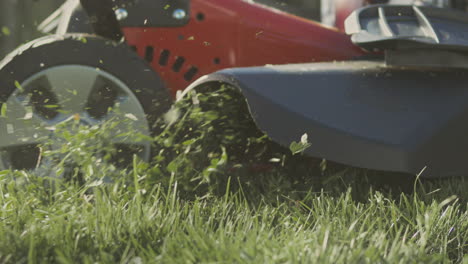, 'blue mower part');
181,5,468,178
